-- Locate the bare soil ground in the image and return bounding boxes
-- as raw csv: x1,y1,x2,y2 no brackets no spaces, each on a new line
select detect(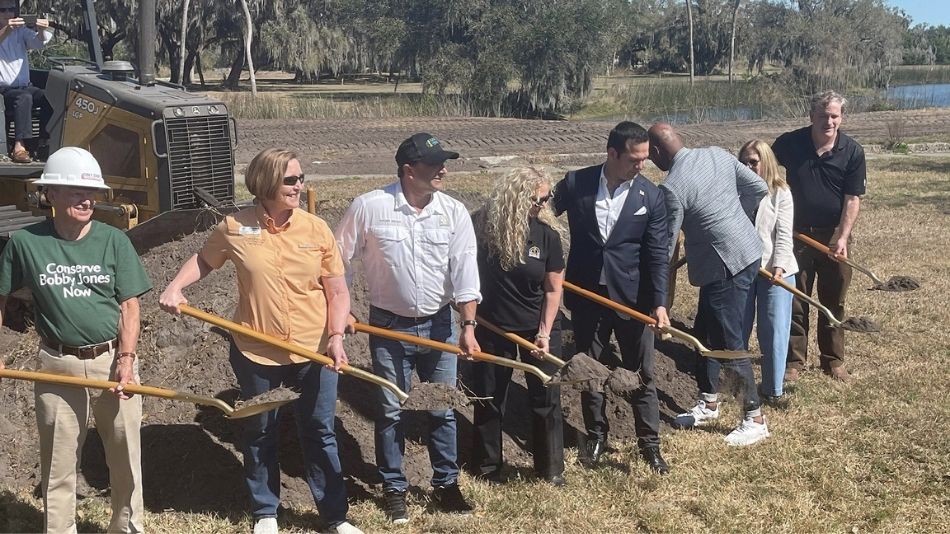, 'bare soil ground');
234,108,950,177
